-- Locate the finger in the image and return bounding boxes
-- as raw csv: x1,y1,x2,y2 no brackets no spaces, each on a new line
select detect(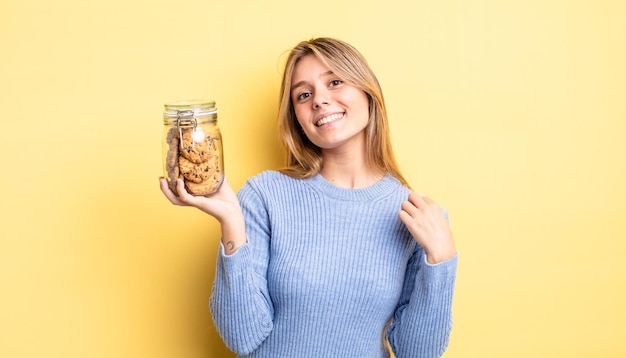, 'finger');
159,177,170,192
398,209,424,241
159,177,185,205
401,199,420,218
407,192,427,208
175,179,195,203
398,209,412,226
